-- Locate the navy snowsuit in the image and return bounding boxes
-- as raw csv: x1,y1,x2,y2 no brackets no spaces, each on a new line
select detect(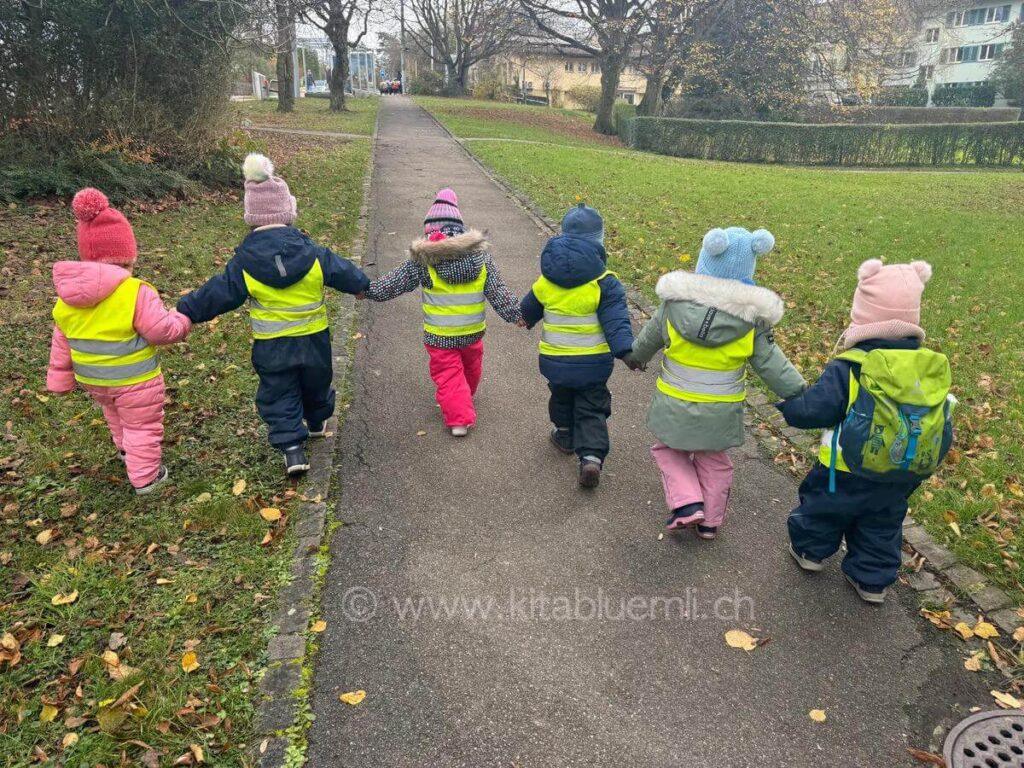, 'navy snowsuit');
520,235,633,461
778,337,923,590
177,226,369,449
